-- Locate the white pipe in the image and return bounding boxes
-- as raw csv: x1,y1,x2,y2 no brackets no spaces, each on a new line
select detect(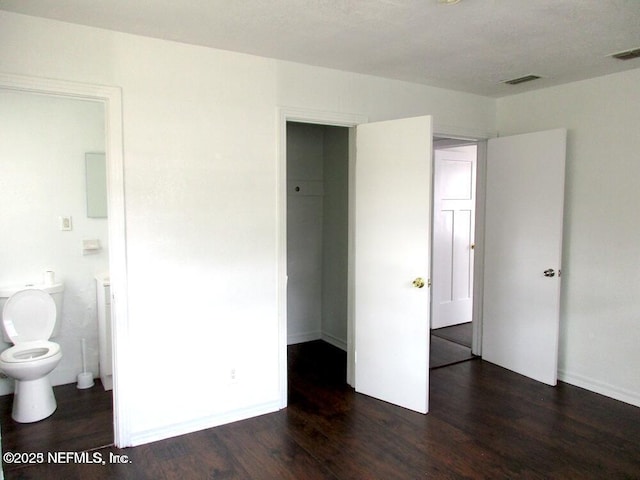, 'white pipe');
81,338,87,374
